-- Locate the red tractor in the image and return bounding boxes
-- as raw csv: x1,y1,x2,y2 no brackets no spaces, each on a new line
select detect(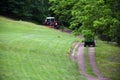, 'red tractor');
44,17,60,29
